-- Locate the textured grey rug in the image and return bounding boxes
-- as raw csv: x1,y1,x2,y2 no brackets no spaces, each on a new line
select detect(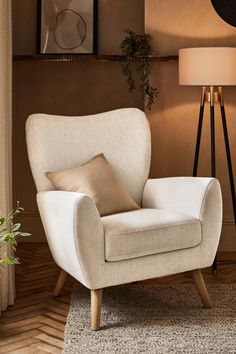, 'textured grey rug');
63,283,236,354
